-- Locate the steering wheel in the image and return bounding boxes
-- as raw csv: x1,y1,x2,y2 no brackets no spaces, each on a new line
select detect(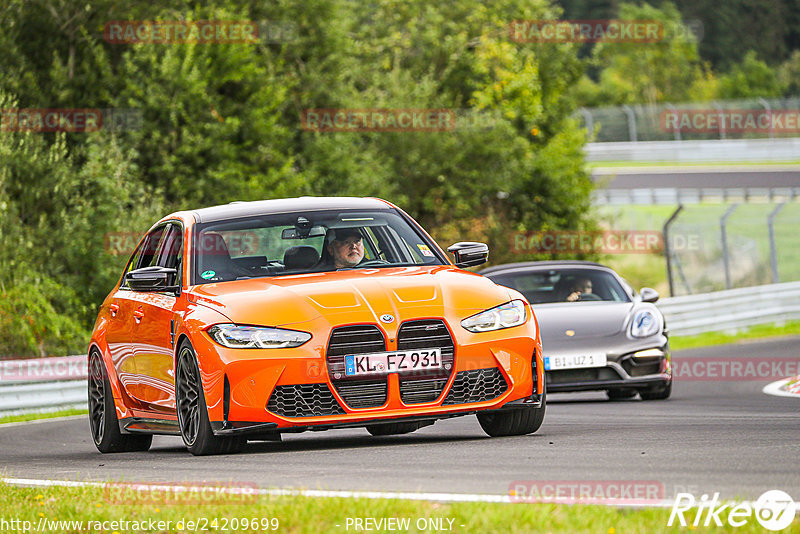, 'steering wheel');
578,292,602,301
357,259,391,267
